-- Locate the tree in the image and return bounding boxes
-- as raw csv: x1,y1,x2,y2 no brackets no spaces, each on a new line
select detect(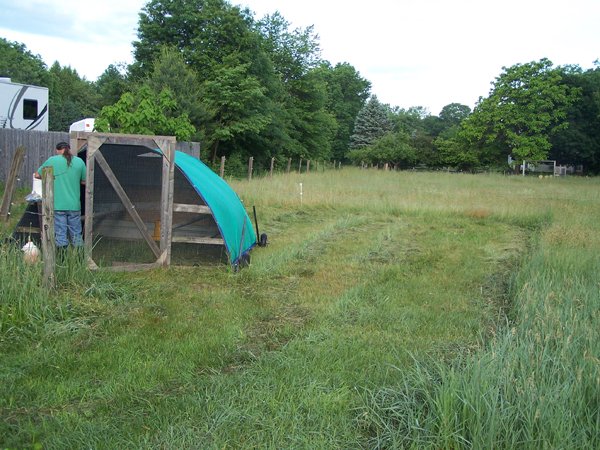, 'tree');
133,0,275,163
456,59,579,166
316,62,371,161
133,0,260,79
349,96,393,149
200,58,270,162
0,38,49,86
348,131,415,168
256,12,321,82
47,62,99,131
95,84,195,140
255,13,341,163
438,102,471,127
284,69,338,160
131,0,365,169
95,63,130,109
436,134,480,170
148,46,207,132
550,64,600,173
